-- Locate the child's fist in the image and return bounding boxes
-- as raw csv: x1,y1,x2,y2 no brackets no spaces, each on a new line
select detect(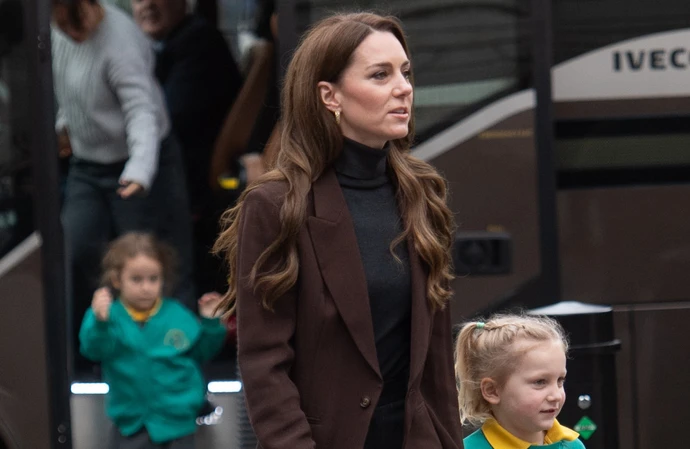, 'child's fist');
92,287,113,322
198,292,224,319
